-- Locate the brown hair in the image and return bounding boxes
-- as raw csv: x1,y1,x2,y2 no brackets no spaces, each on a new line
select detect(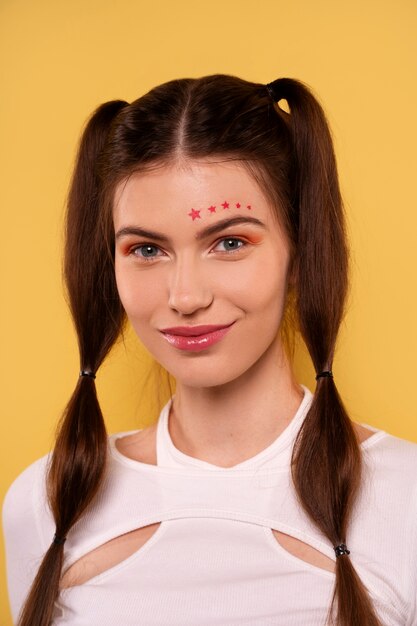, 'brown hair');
17,74,381,625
